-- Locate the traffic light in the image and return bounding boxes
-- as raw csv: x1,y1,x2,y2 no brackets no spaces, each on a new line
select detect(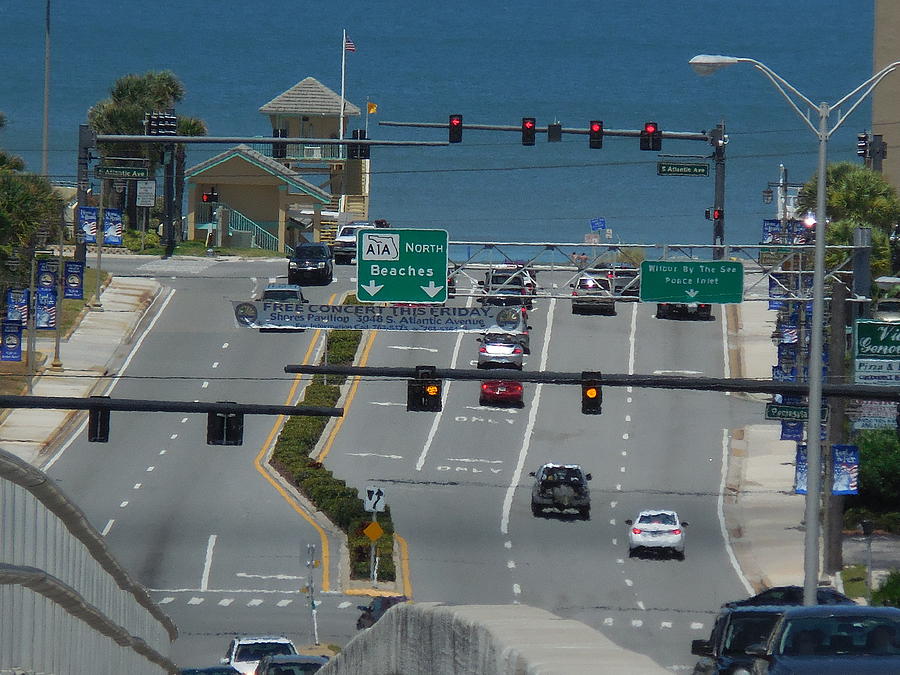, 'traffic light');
589,121,604,149
87,396,110,443
201,188,218,203
521,117,536,146
857,132,870,158
705,208,723,220
640,121,662,151
207,403,244,445
449,114,463,143
581,371,602,415
547,122,562,143
407,366,442,412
